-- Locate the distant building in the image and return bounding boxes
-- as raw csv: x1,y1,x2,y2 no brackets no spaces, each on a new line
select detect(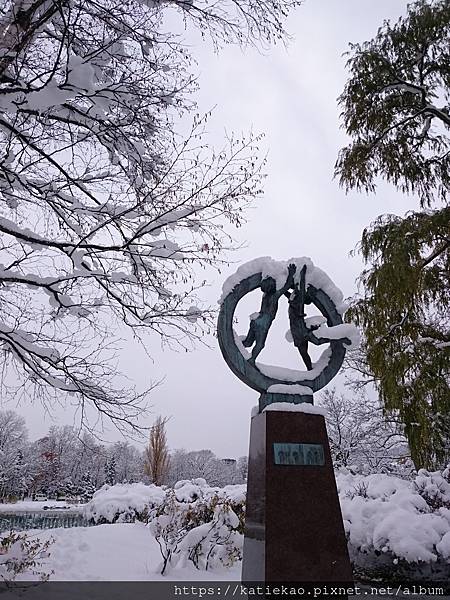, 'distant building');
221,458,236,467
